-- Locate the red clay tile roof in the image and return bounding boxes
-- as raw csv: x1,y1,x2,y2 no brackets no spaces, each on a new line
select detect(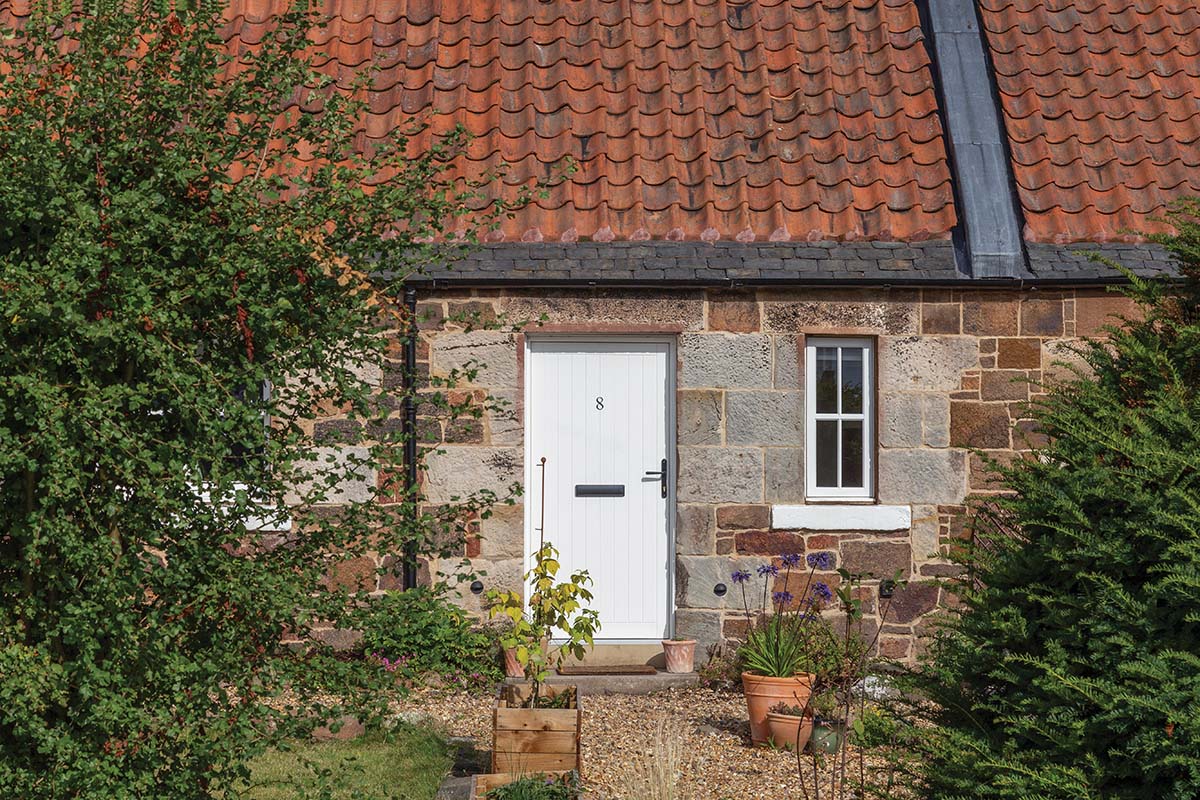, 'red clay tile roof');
980,0,1200,244
223,0,957,243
